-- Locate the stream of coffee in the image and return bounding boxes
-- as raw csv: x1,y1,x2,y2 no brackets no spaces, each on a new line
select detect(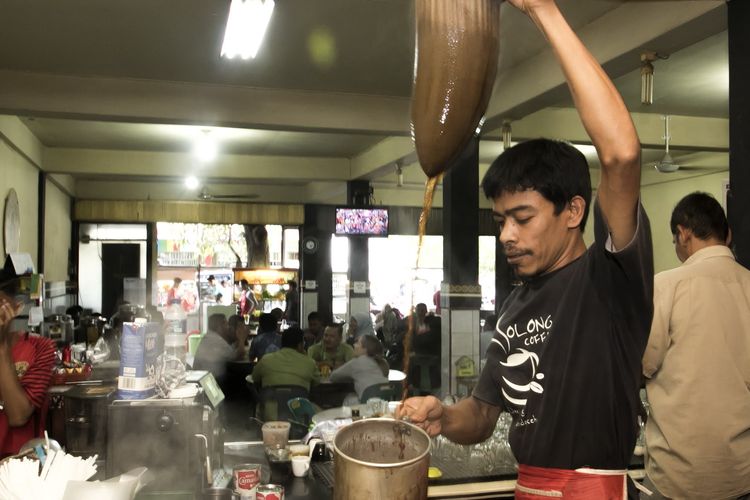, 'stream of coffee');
400,175,440,403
